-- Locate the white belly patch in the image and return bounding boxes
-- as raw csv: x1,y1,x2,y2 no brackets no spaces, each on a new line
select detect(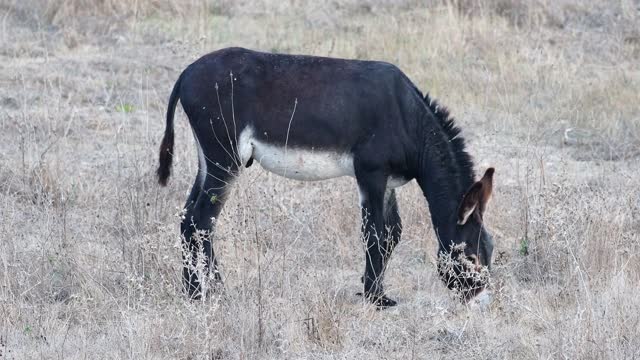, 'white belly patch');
237,126,355,181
